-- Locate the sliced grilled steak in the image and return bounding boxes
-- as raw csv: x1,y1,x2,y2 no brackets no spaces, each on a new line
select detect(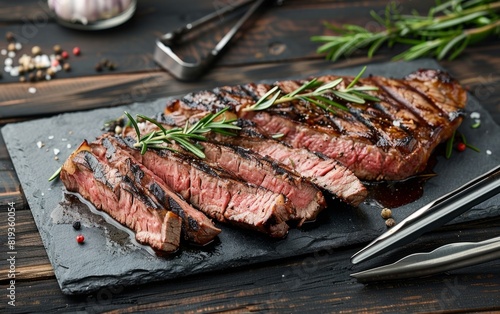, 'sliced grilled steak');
164,69,466,180
169,140,326,225
207,120,367,206
60,141,182,252
90,135,221,245
105,135,295,238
